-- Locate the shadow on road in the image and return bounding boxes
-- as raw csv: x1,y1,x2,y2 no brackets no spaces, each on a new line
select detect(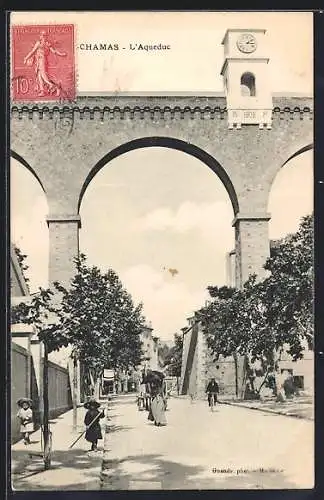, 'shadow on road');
105,424,134,434
101,453,299,490
109,400,137,408
11,446,102,491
